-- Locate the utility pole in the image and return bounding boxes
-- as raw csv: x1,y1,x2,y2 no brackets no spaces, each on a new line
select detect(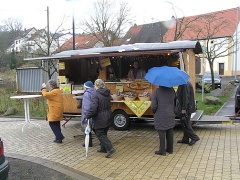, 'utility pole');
201,45,206,102
234,7,239,83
